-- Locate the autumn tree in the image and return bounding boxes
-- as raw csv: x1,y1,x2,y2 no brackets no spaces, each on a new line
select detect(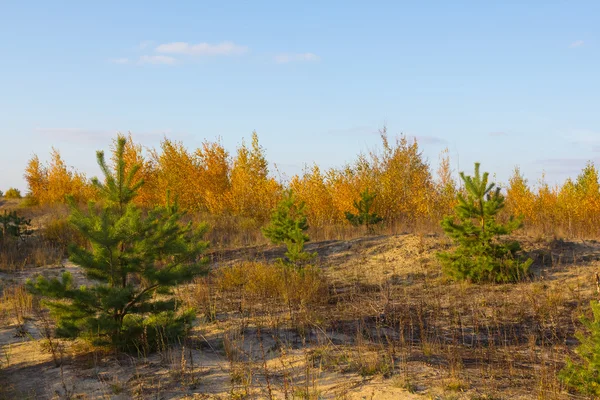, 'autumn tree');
153,138,204,211
290,164,337,227
24,154,49,204
28,137,209,351
4,188,22,199
506,167,535,226
228,131,280,222
114,133,160,208
434,148,457,219
372,130,435,226
24,149,94,204
195,139,231,215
